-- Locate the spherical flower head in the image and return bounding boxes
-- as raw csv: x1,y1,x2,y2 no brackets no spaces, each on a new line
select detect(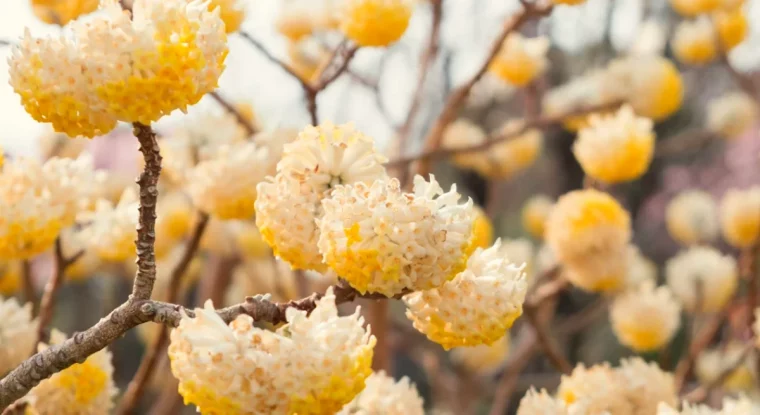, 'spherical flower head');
471,206,494,250
252,128,300,177
545,189,631,265
696,343,755,392
450,334,510,376
276,2,315,41
78,189,139,262
522,195,554,240
208,0,245,33
282,288,376,414
498,238,535,281
0,188,63,260
188,142,269,220
625,245,657,290
25,330,117,415
715,9,747,51
319,175,475,296
719,186,760,248
403,240,527,349
489,33,550,87
517,388,567,415
481,120,543,179
707,92,758,139
337,371,424,415
228,220,272,259
32,0,99,26
341,0,413,47
672,17,718,65
573,105,655,184
0,297,37,376
287,38,331,82
611,281,682,352
666,246,738,313
0,261,21,295
666,190,719,246
442,120,490,173
618,357,677,415
557,363,634,415
543,69,619,131
607,56,684,121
